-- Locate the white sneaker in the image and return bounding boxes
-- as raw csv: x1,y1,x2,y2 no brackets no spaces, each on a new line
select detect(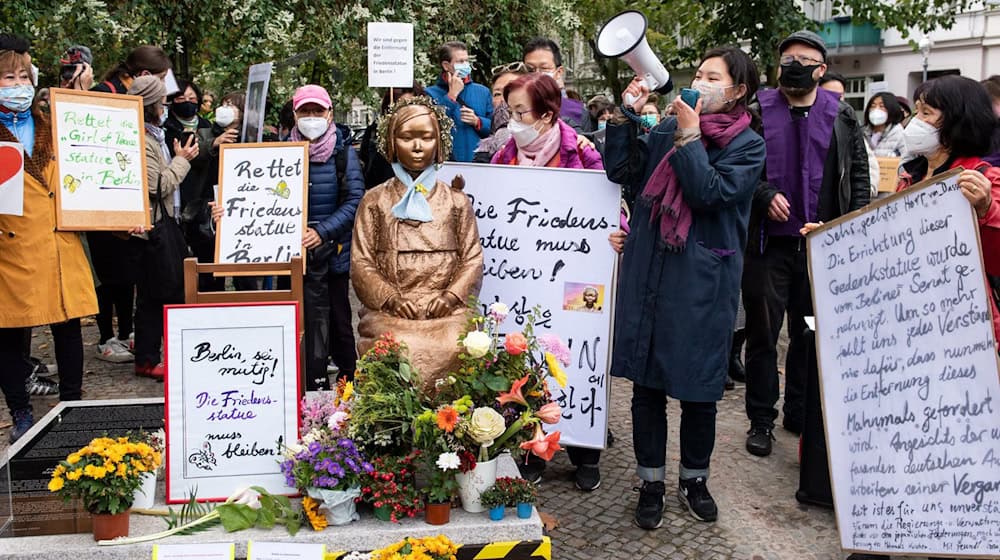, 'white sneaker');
97,338,134,363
